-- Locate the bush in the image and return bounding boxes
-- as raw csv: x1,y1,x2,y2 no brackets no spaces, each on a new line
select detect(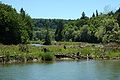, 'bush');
42,52,54,61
